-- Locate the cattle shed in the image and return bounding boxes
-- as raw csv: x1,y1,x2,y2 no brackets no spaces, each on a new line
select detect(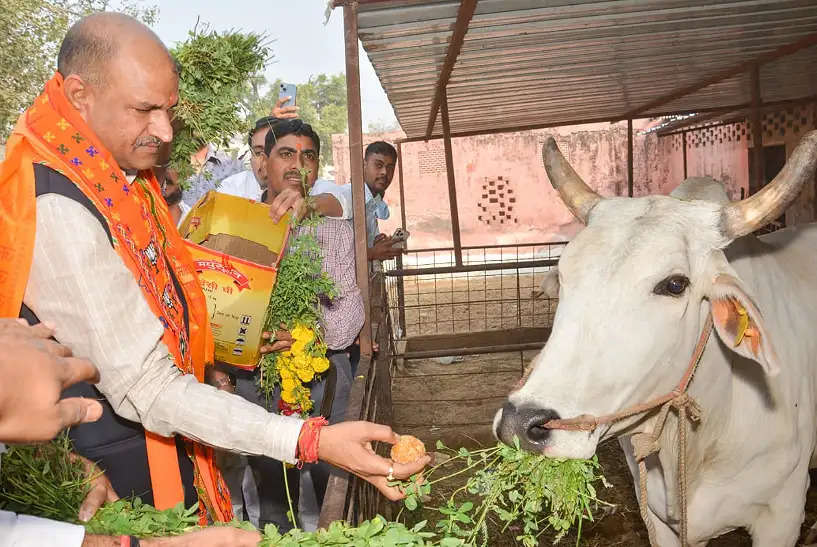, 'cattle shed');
320,0,817,532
